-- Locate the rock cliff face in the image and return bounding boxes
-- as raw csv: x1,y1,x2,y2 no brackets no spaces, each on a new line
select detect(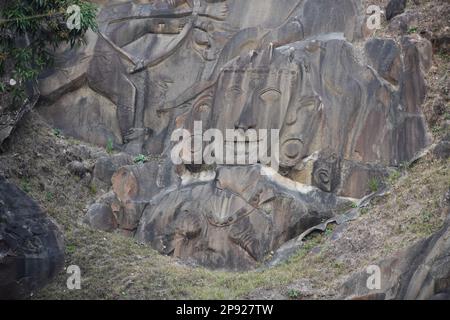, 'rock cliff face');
34,0,434,270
